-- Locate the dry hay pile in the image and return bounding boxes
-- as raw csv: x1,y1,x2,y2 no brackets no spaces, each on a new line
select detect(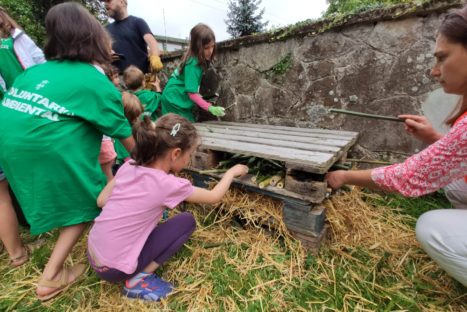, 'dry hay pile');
0,187,465,311
325,188,466,310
